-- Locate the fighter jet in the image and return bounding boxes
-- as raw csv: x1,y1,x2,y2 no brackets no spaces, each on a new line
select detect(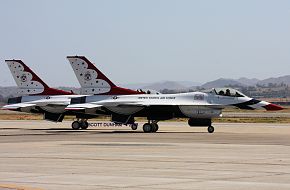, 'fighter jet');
66,87,284,133
3,57,142,129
